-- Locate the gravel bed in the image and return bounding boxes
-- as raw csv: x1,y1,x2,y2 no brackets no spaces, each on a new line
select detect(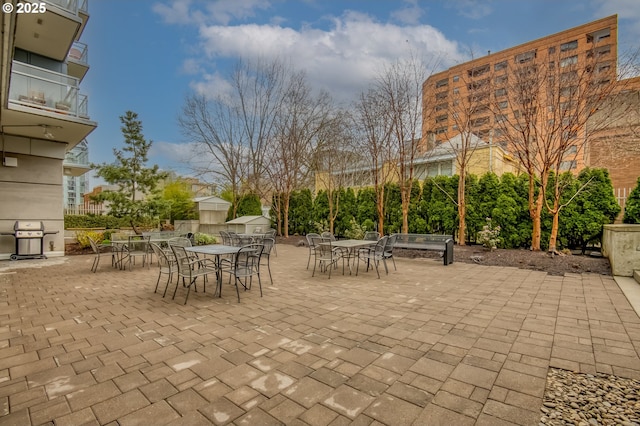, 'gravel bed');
540,368,640,426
